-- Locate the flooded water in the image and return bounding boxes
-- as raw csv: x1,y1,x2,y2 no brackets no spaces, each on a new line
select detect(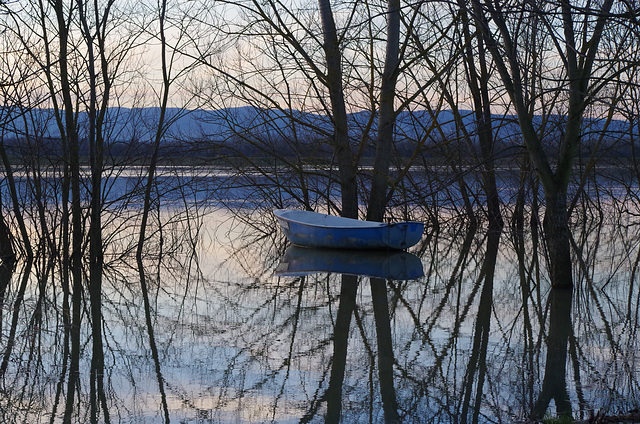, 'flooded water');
1,171,640,423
